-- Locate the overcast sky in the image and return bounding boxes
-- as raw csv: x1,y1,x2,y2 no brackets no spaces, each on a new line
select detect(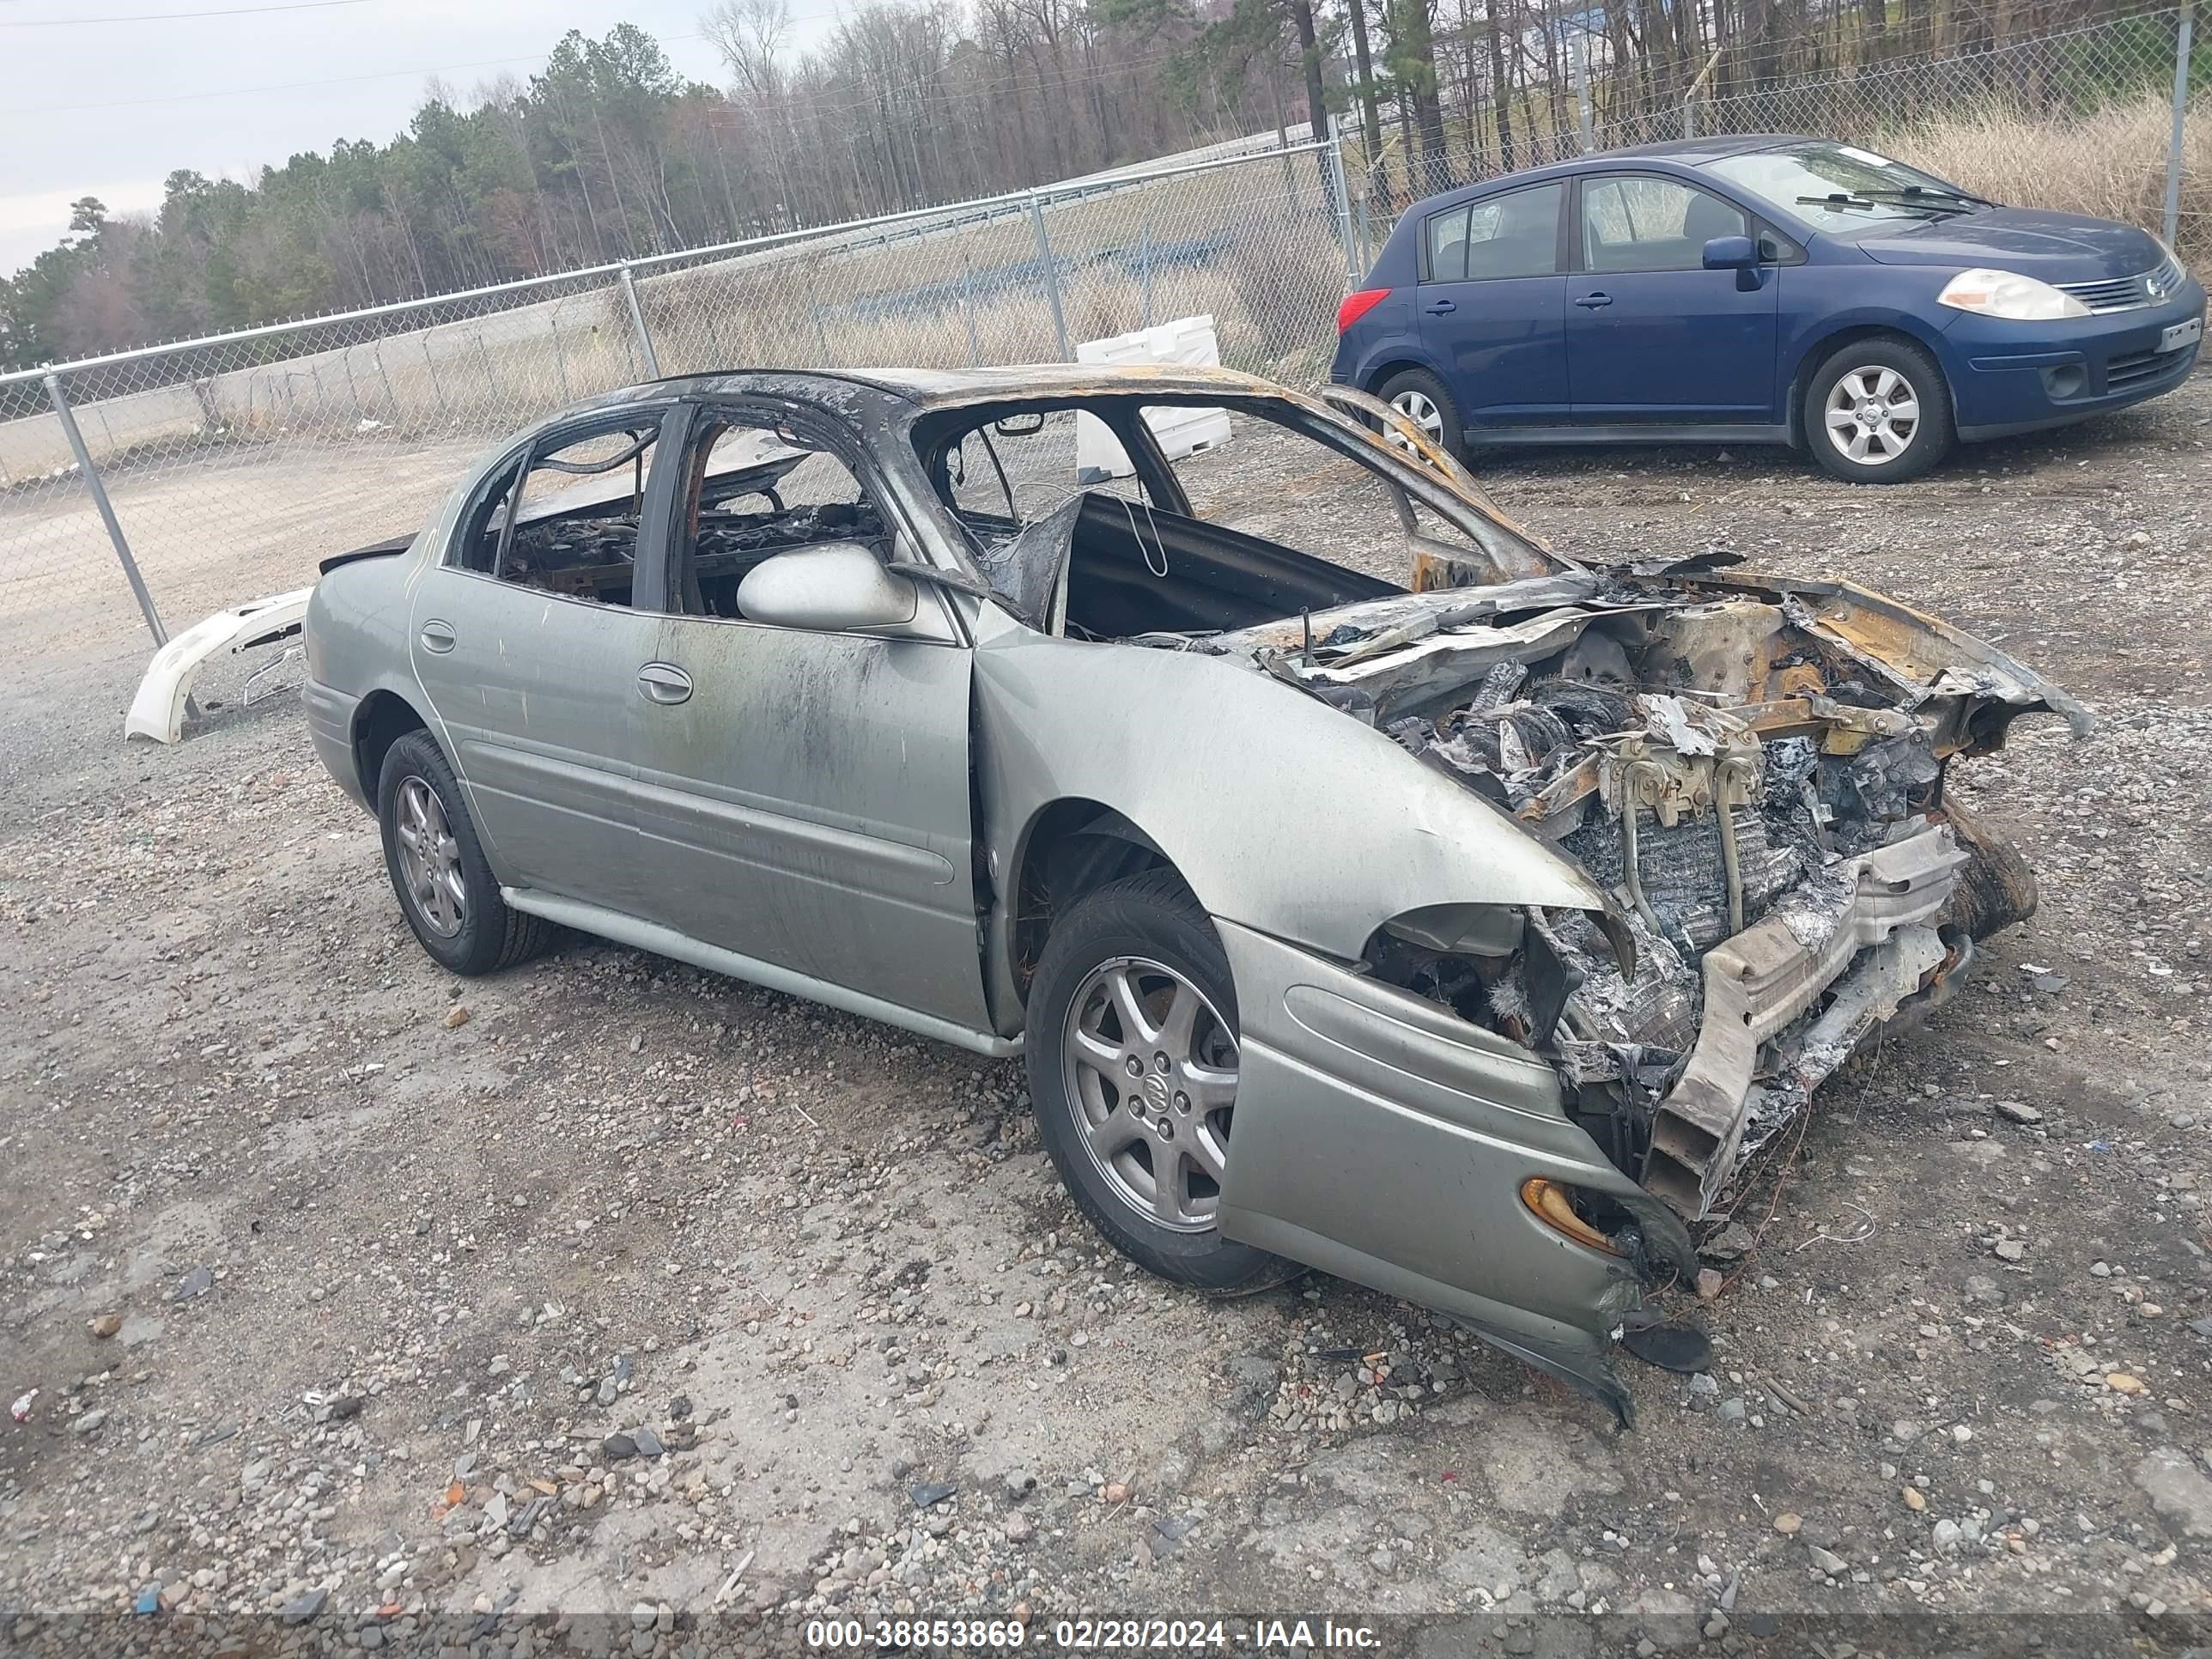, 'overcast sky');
0,0,847,276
